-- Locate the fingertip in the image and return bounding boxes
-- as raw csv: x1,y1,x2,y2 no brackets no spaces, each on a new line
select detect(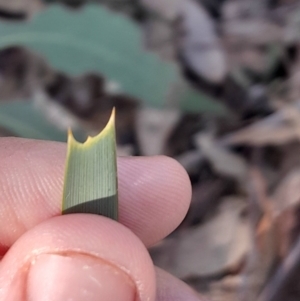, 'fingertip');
157,155,192,215
118,156,192,246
